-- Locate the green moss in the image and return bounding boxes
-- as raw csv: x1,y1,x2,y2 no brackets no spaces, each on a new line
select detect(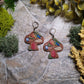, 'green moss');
0,37,5,52
0,7,14,37
4,0,18,11
30,0,84,24
0,35,18,57
67,26,81,49
48,54,53,59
